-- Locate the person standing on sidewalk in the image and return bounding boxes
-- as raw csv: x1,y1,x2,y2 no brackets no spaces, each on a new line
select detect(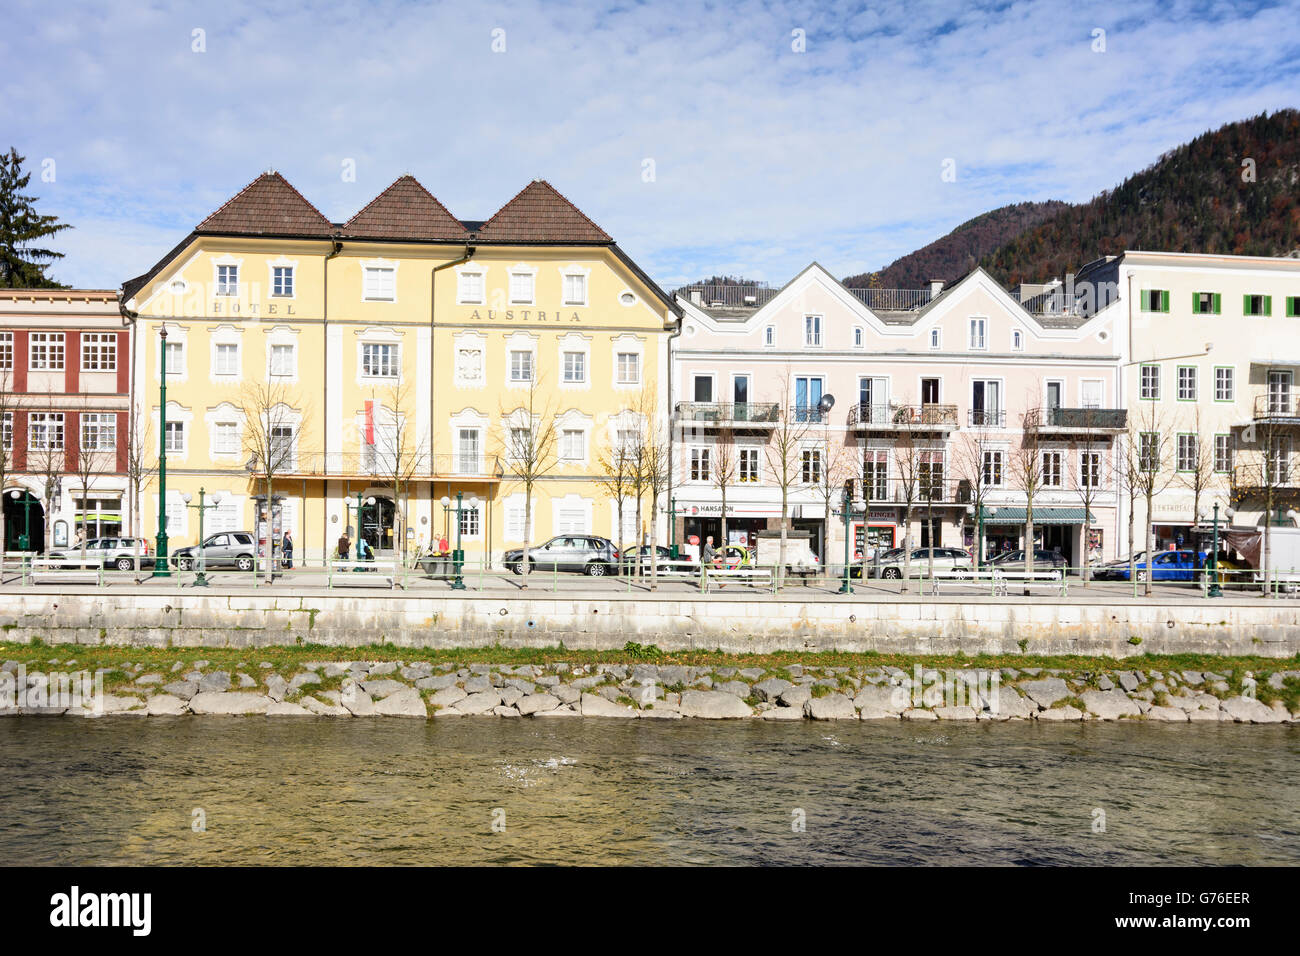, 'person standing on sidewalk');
281,530,294,570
